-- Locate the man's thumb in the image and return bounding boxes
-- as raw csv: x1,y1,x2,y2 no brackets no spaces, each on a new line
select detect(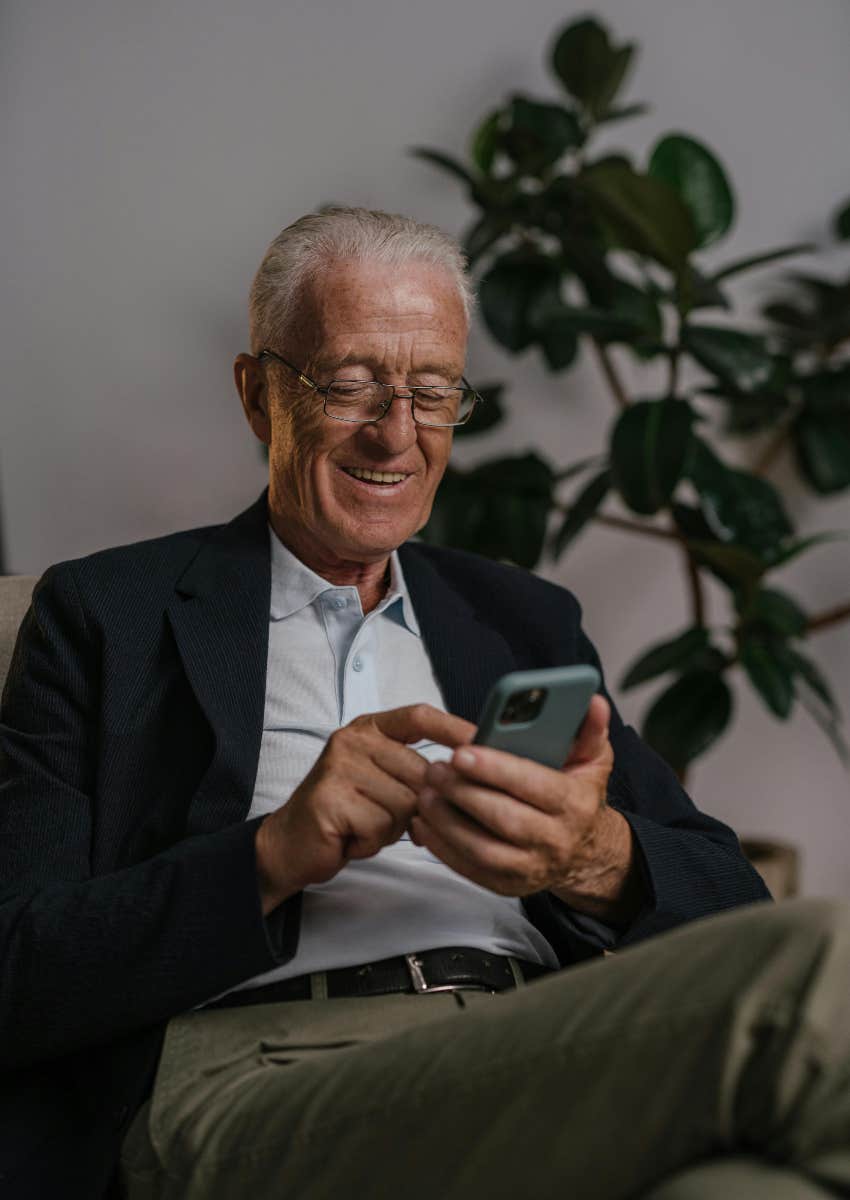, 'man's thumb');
564,694,610,766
